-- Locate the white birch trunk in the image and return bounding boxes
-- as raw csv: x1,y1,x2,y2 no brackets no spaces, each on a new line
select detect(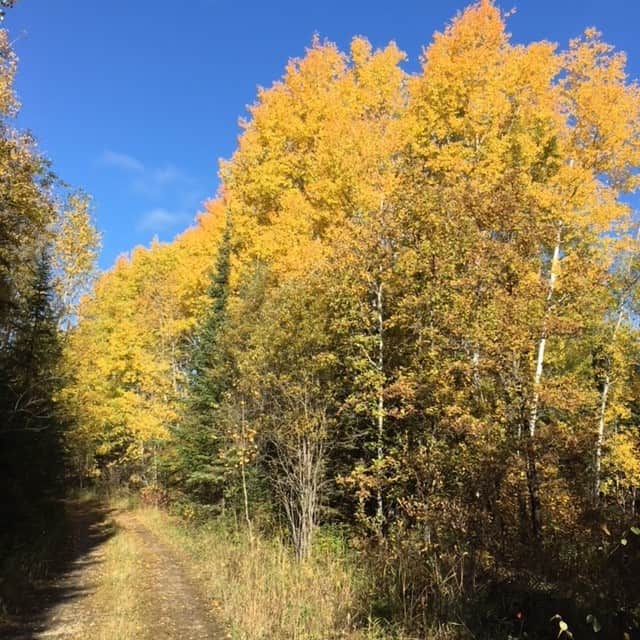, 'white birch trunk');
594,227,639,503
528,228,562,438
